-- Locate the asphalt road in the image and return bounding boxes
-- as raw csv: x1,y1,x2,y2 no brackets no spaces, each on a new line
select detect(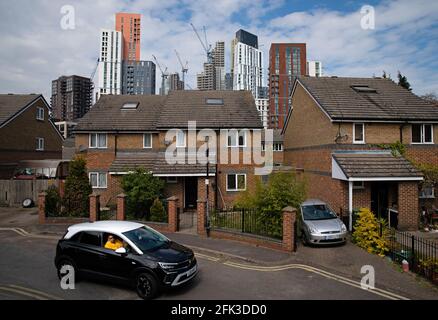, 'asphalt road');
0,231,401,300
